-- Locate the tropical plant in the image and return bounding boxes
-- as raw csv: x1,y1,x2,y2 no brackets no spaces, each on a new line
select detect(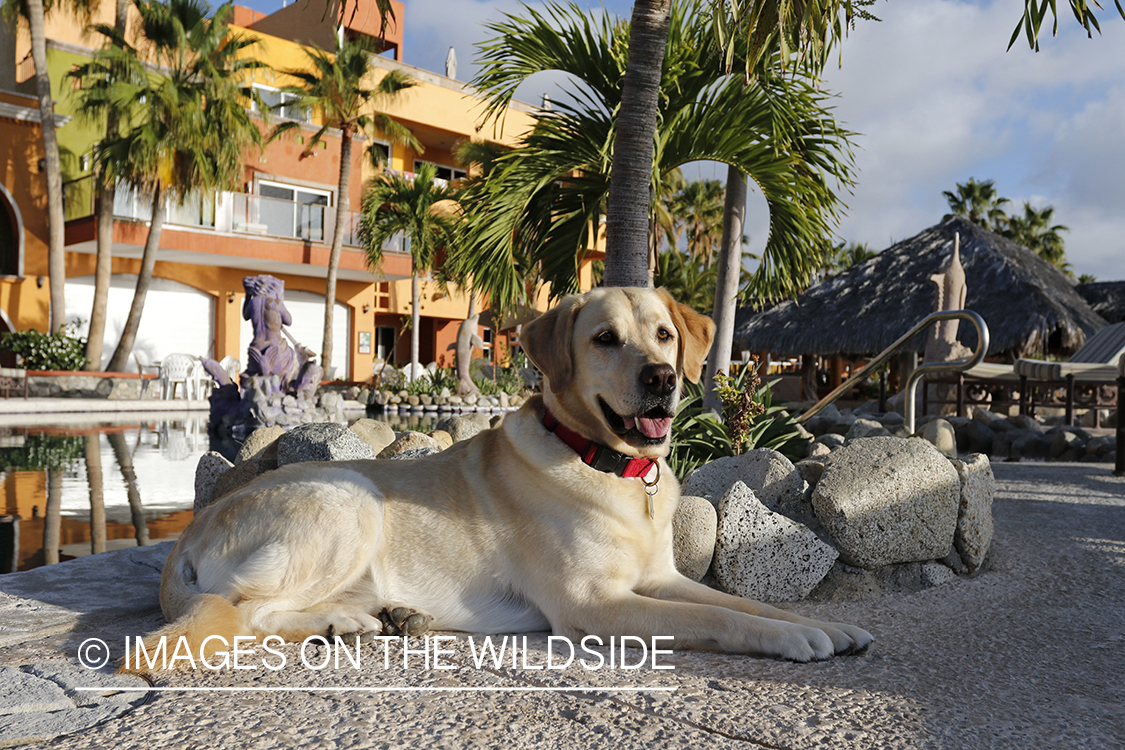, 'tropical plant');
668,179,725,266
467,1,854,307
359,162,459,382
943,177,1011,231
0,320,88,370
72,0,266,373
271,36,420,378
0,433,86,470
653,248,719,316
1002,202,1070,272
667,365,809,480
1,0,97,333
79,0,130,369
